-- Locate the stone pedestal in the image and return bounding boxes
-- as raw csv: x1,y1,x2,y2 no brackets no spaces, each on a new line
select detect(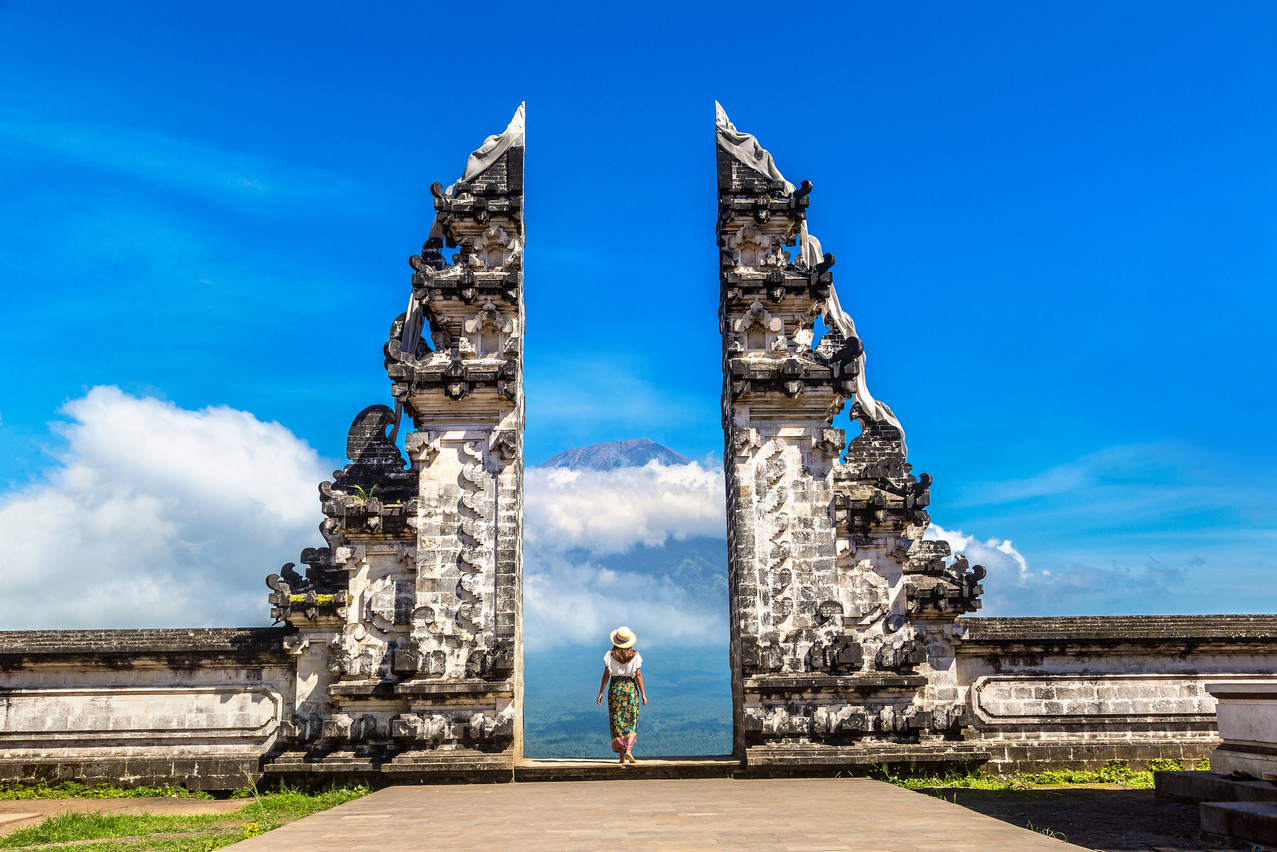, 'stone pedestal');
1206,681,1277,778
